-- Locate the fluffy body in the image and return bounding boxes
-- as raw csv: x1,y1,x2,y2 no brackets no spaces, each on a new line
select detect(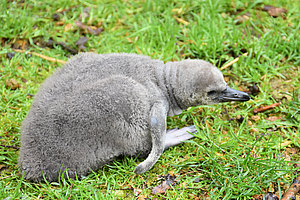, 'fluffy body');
19,53,246,182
